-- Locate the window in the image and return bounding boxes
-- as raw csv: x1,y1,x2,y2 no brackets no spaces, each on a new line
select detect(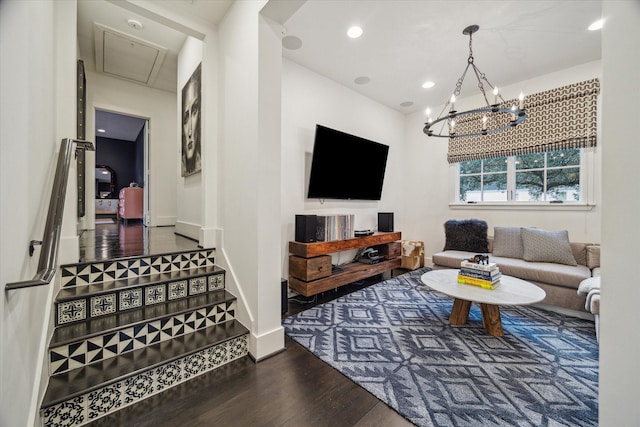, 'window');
457,149,582,203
